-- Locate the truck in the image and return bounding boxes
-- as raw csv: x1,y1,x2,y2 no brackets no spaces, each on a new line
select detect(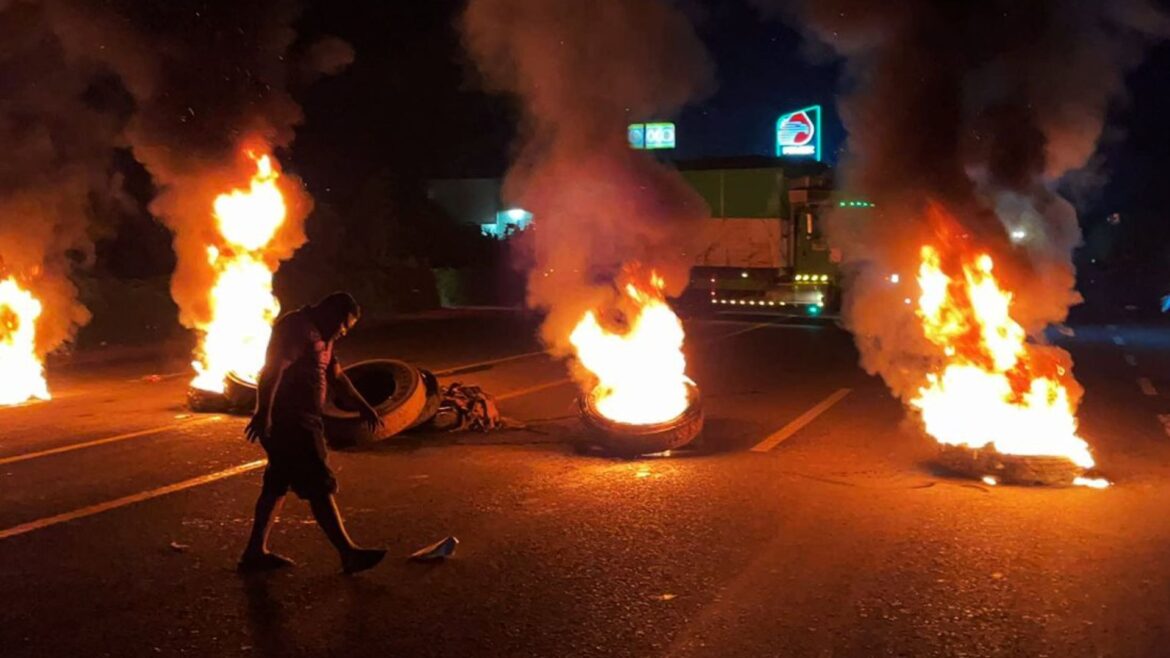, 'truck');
677,157,854,317
427,157,868,316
